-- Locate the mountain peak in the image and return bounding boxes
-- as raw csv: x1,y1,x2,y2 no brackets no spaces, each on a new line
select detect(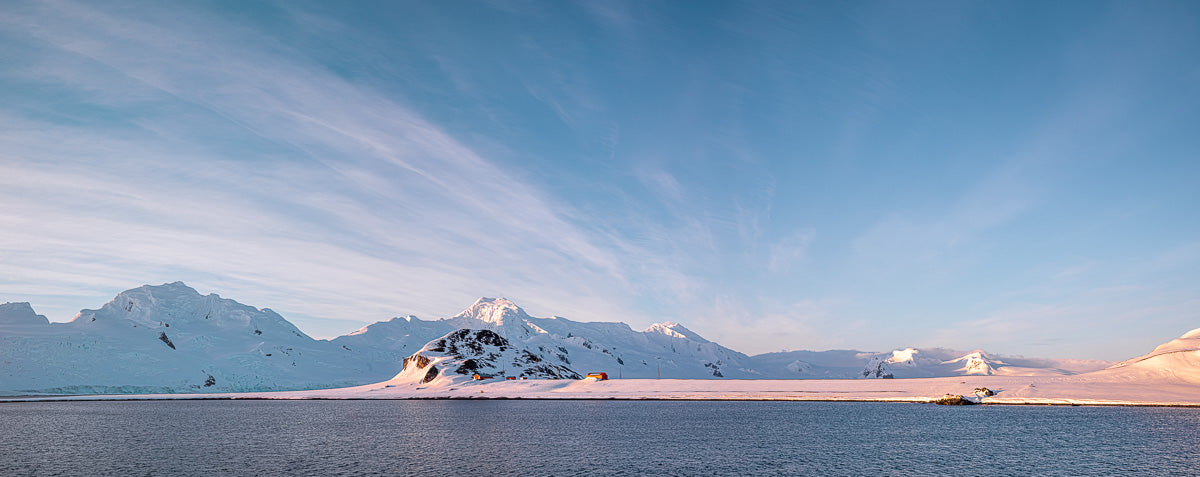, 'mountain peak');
66,282,310,340
471,296,517,307
0,302,50,326
886,348,919,364
112,281,205,304
346,315,427,336
645,321,710,343
142,281,200,294
945,350,1001,375
453,297,530,324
